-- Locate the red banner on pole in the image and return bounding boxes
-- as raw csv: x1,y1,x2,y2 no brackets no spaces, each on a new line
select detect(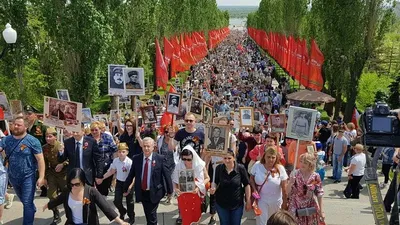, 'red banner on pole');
309,40,324,91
